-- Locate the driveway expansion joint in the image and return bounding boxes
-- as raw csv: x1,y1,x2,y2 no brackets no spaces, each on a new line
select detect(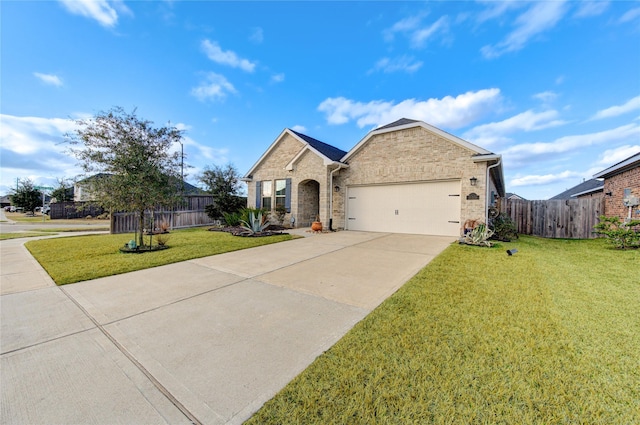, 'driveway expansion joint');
58,285,203,425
